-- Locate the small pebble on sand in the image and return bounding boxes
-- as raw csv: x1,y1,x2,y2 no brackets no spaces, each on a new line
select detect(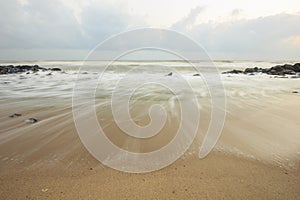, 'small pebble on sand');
9,113,22,118
25,118,38,123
